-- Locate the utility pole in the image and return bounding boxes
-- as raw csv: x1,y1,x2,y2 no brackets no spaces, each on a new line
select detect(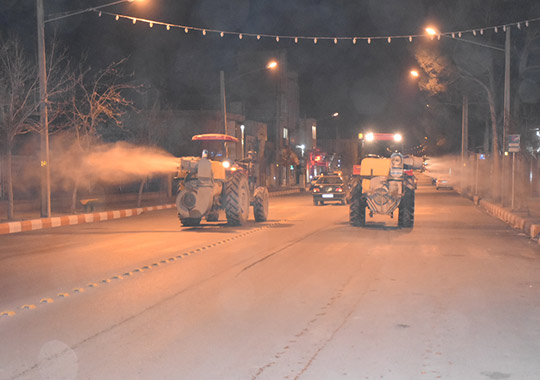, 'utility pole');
219,70,228,156
461,95,468,190
501,27,511,205
37,0,51,217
